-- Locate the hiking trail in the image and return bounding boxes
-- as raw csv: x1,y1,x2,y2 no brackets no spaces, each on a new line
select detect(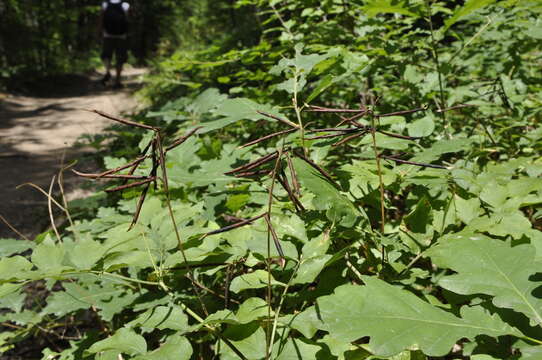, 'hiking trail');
0,67,146,239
